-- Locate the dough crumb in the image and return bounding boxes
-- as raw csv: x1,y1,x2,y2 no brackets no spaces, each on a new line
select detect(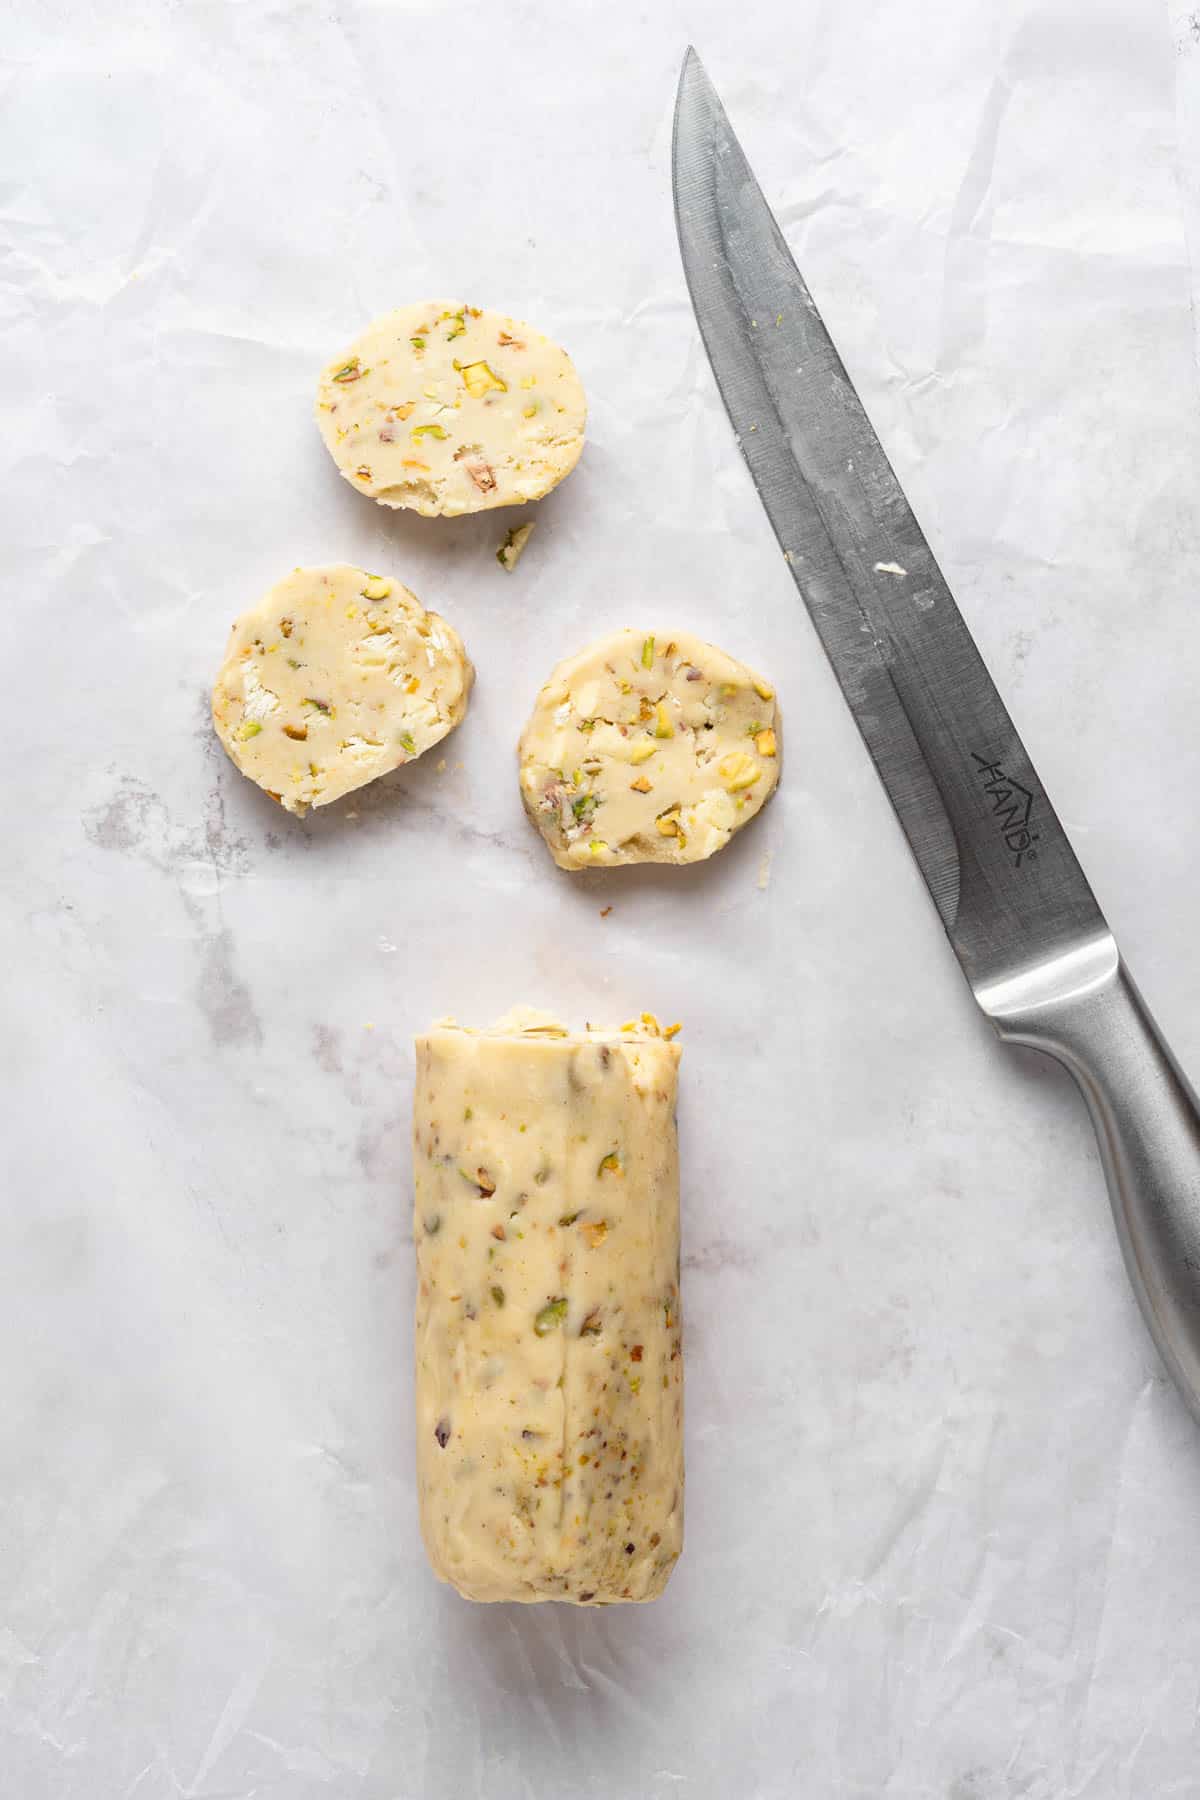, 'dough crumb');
497,522,536,571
